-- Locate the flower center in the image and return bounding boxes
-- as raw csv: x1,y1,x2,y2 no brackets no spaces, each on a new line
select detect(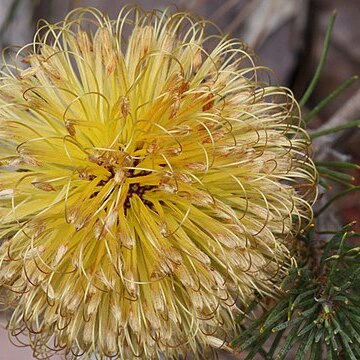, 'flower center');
80,150,155,213
123,170,154,212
